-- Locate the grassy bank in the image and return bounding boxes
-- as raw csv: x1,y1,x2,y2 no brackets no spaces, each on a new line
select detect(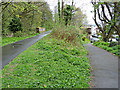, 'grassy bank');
2,25,91,88
93,41,120,56
2,33,39,46
2,35,91,88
